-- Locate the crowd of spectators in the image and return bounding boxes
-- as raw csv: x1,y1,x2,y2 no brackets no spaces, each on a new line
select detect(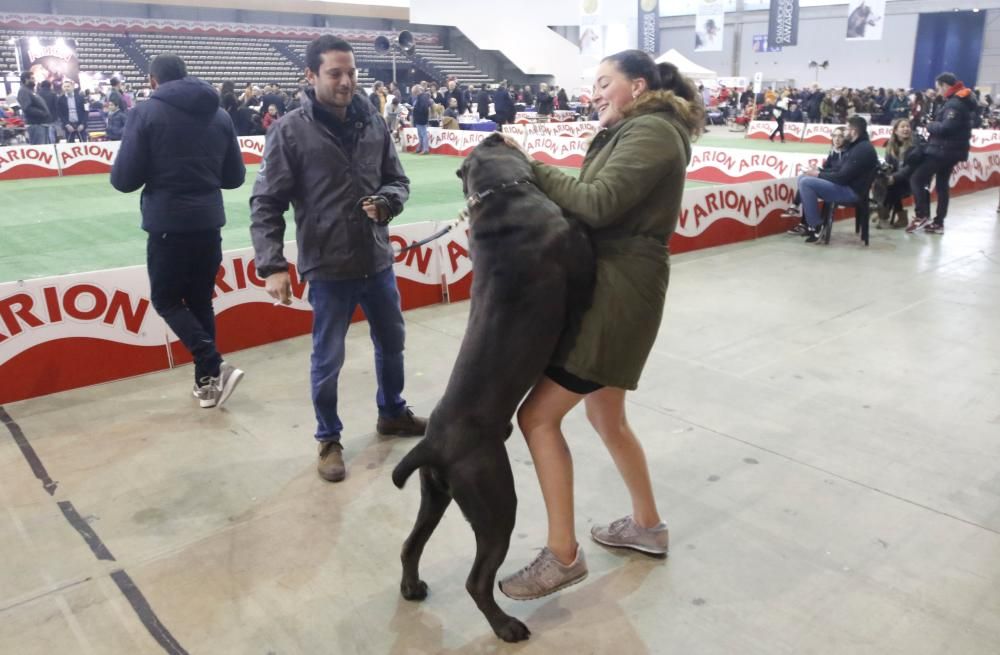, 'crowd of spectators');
781,72,978,239
714,82,998,131
2,73,137,145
